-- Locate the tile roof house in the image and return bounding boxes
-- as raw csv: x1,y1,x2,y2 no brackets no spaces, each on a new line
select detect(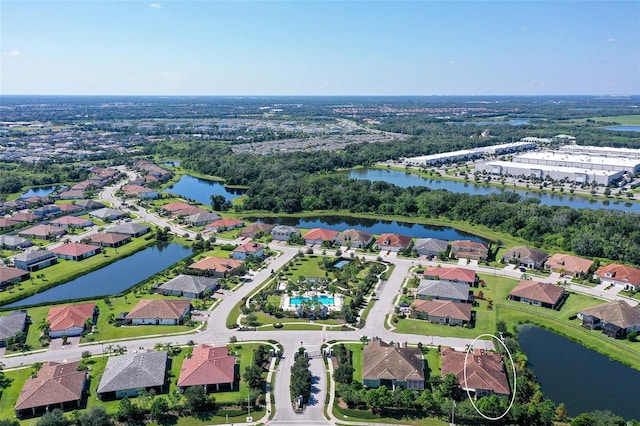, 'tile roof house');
501,246,549,270
107,223,150,237
451,240,489,261
363,339,424,390
125,299,191,325
416,280,472,303
0,310,28,347
33,204,61,217
188,257,244,277
57,189,85,200
334,229,375,249
410,299,473,326
51,243,101,261
10,212,41,223
87,232,131,248
173,206,208,217
122,184,158,199
58,203,83,214
177,344,238,392
161,201,195,213
73,199,105,210
14,361,87,416
46,303,96,338
440,348,510,399
375,233,413,252
231,242,264,260
50,215,94,229
97,350,168,400
303,228,340,245
423,267,478,287
14,249,57,271
508,280,566,310
578,300,640,339
0,217,19,230
184,211,222,227
205,217,244,233
544,253,594,277
18,224,66,240
0,234,33,249
414,238,449,257
0,266,31,289
238,222,274,239
89,207,125,221
594,264,640,292
155,274,219,299
271,225,300,241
